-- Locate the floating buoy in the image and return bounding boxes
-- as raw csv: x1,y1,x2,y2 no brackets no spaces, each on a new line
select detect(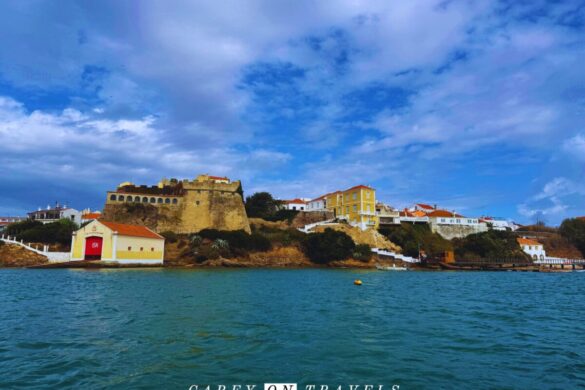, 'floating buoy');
354,279,362,286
